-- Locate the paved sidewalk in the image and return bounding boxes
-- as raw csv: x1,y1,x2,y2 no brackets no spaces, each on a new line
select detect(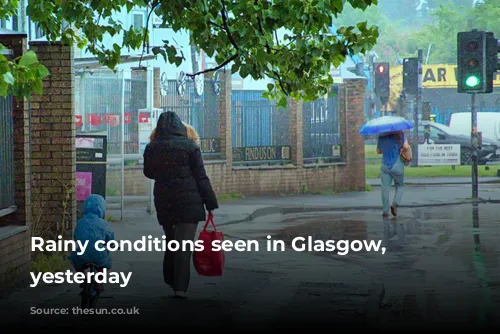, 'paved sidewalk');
3,185,500,329
106,184,500,228
0,219,383,330
216,184,500,217
223,204,500,329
